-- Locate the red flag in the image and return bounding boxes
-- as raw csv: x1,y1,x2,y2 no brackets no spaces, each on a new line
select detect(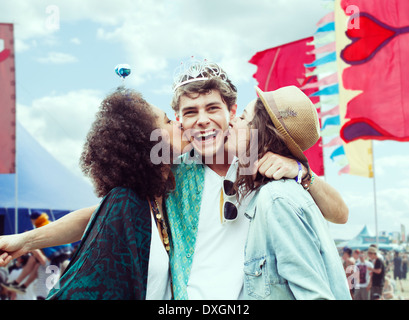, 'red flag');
0,23,16,173
249,37,324,176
